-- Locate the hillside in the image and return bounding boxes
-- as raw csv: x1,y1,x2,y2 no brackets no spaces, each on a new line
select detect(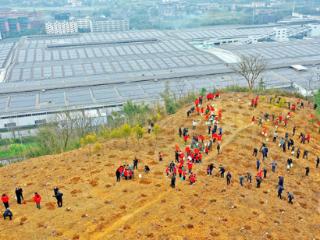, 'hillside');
0,92,319,240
